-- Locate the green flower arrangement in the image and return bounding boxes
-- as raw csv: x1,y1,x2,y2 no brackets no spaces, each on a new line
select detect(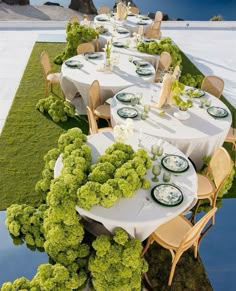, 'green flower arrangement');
89,228,148,291
137,37,182,68
54,22,98,65
172,80,193,110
